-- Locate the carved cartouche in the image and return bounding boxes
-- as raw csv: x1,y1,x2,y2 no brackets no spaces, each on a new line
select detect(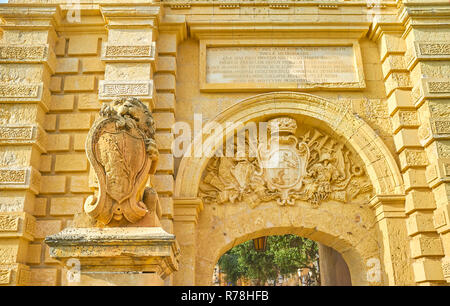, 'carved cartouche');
199,117,373,208
83,97,159,225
